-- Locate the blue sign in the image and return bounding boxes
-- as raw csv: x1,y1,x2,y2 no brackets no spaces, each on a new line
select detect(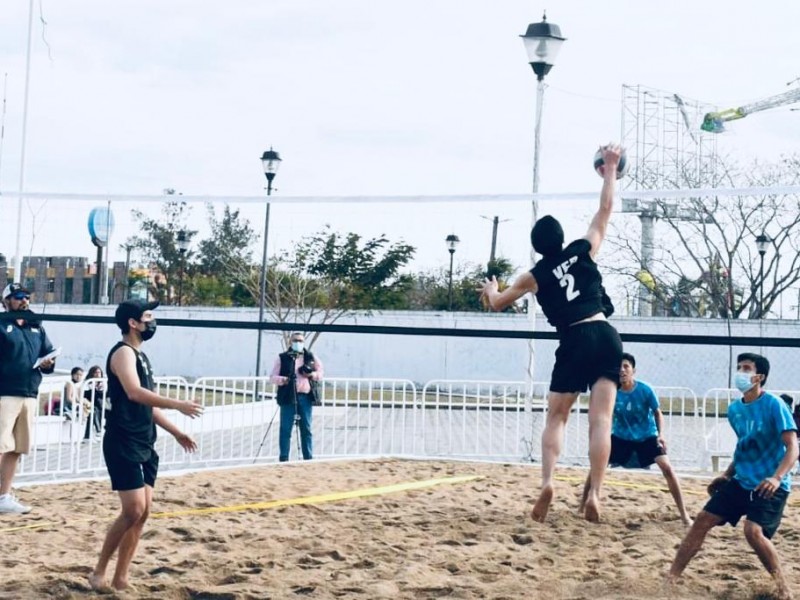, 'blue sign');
88,207,115,247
